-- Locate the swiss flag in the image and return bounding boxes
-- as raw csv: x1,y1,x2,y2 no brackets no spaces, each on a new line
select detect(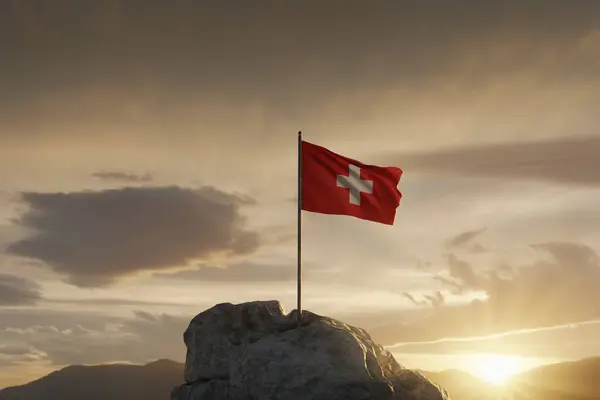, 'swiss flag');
301,140,403,225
